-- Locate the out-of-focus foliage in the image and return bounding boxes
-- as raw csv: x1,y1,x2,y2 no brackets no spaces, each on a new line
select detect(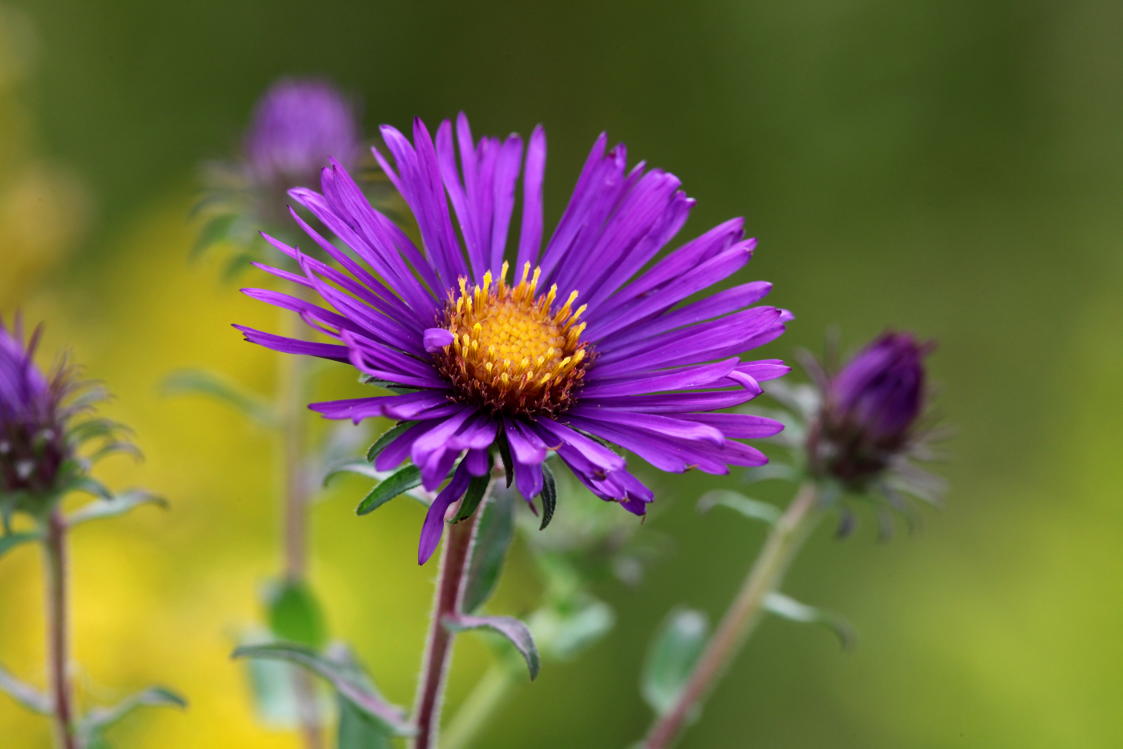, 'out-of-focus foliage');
1,0,1121,747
